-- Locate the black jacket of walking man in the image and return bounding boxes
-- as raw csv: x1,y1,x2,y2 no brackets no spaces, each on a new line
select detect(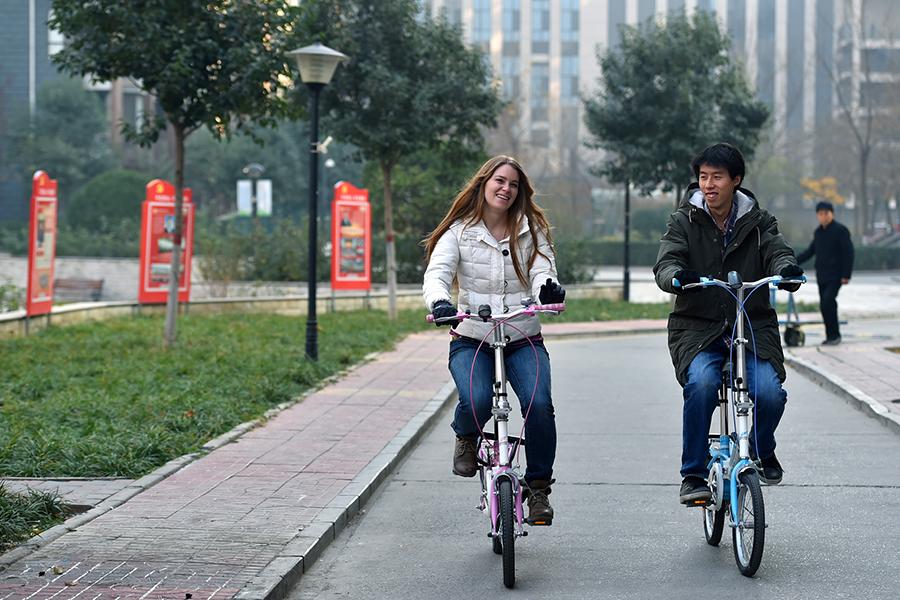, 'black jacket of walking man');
654,143,803,505
796,202,854,345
